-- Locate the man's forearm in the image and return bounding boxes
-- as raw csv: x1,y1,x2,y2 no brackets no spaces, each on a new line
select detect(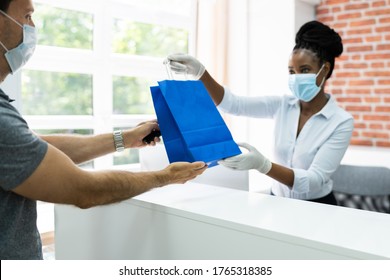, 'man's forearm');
12,144,206,209
75,162,204,208
38,122,159,164
74,169,165,208
40,134,115,164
